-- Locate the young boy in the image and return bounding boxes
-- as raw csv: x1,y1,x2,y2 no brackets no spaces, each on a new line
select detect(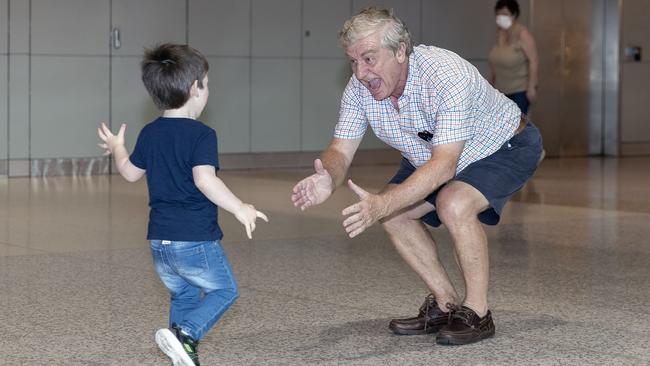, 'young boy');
98,44,267,366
